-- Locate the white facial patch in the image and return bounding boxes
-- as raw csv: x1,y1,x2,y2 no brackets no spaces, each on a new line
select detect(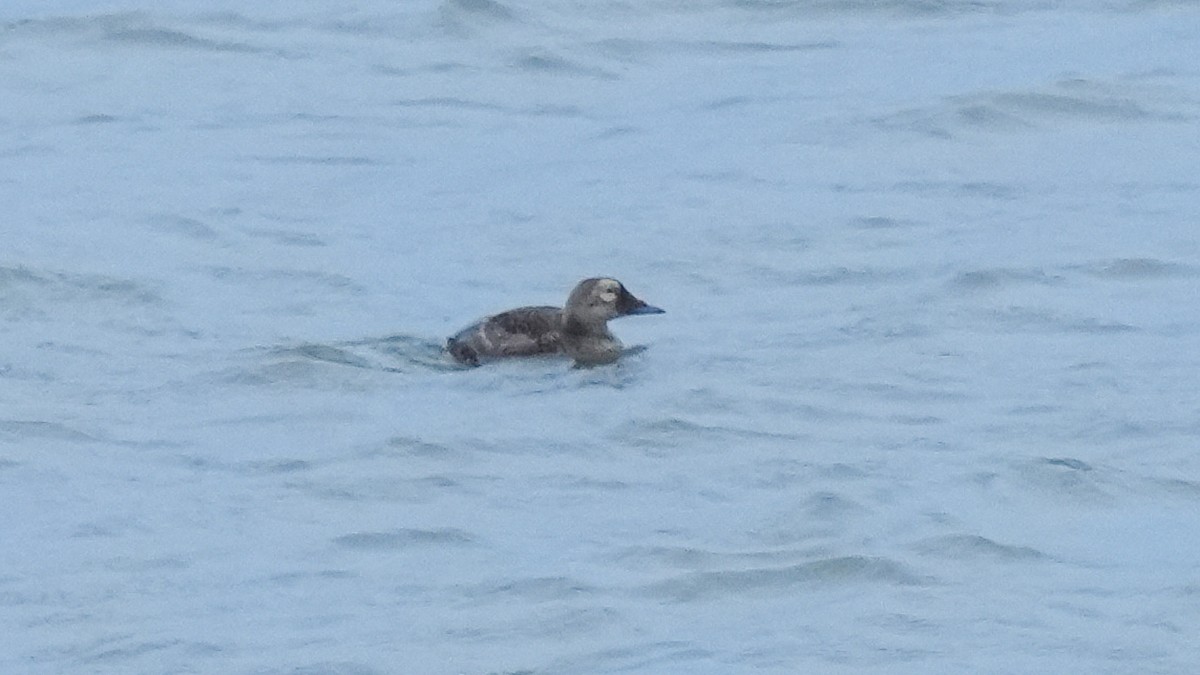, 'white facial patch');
597,279,620,303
